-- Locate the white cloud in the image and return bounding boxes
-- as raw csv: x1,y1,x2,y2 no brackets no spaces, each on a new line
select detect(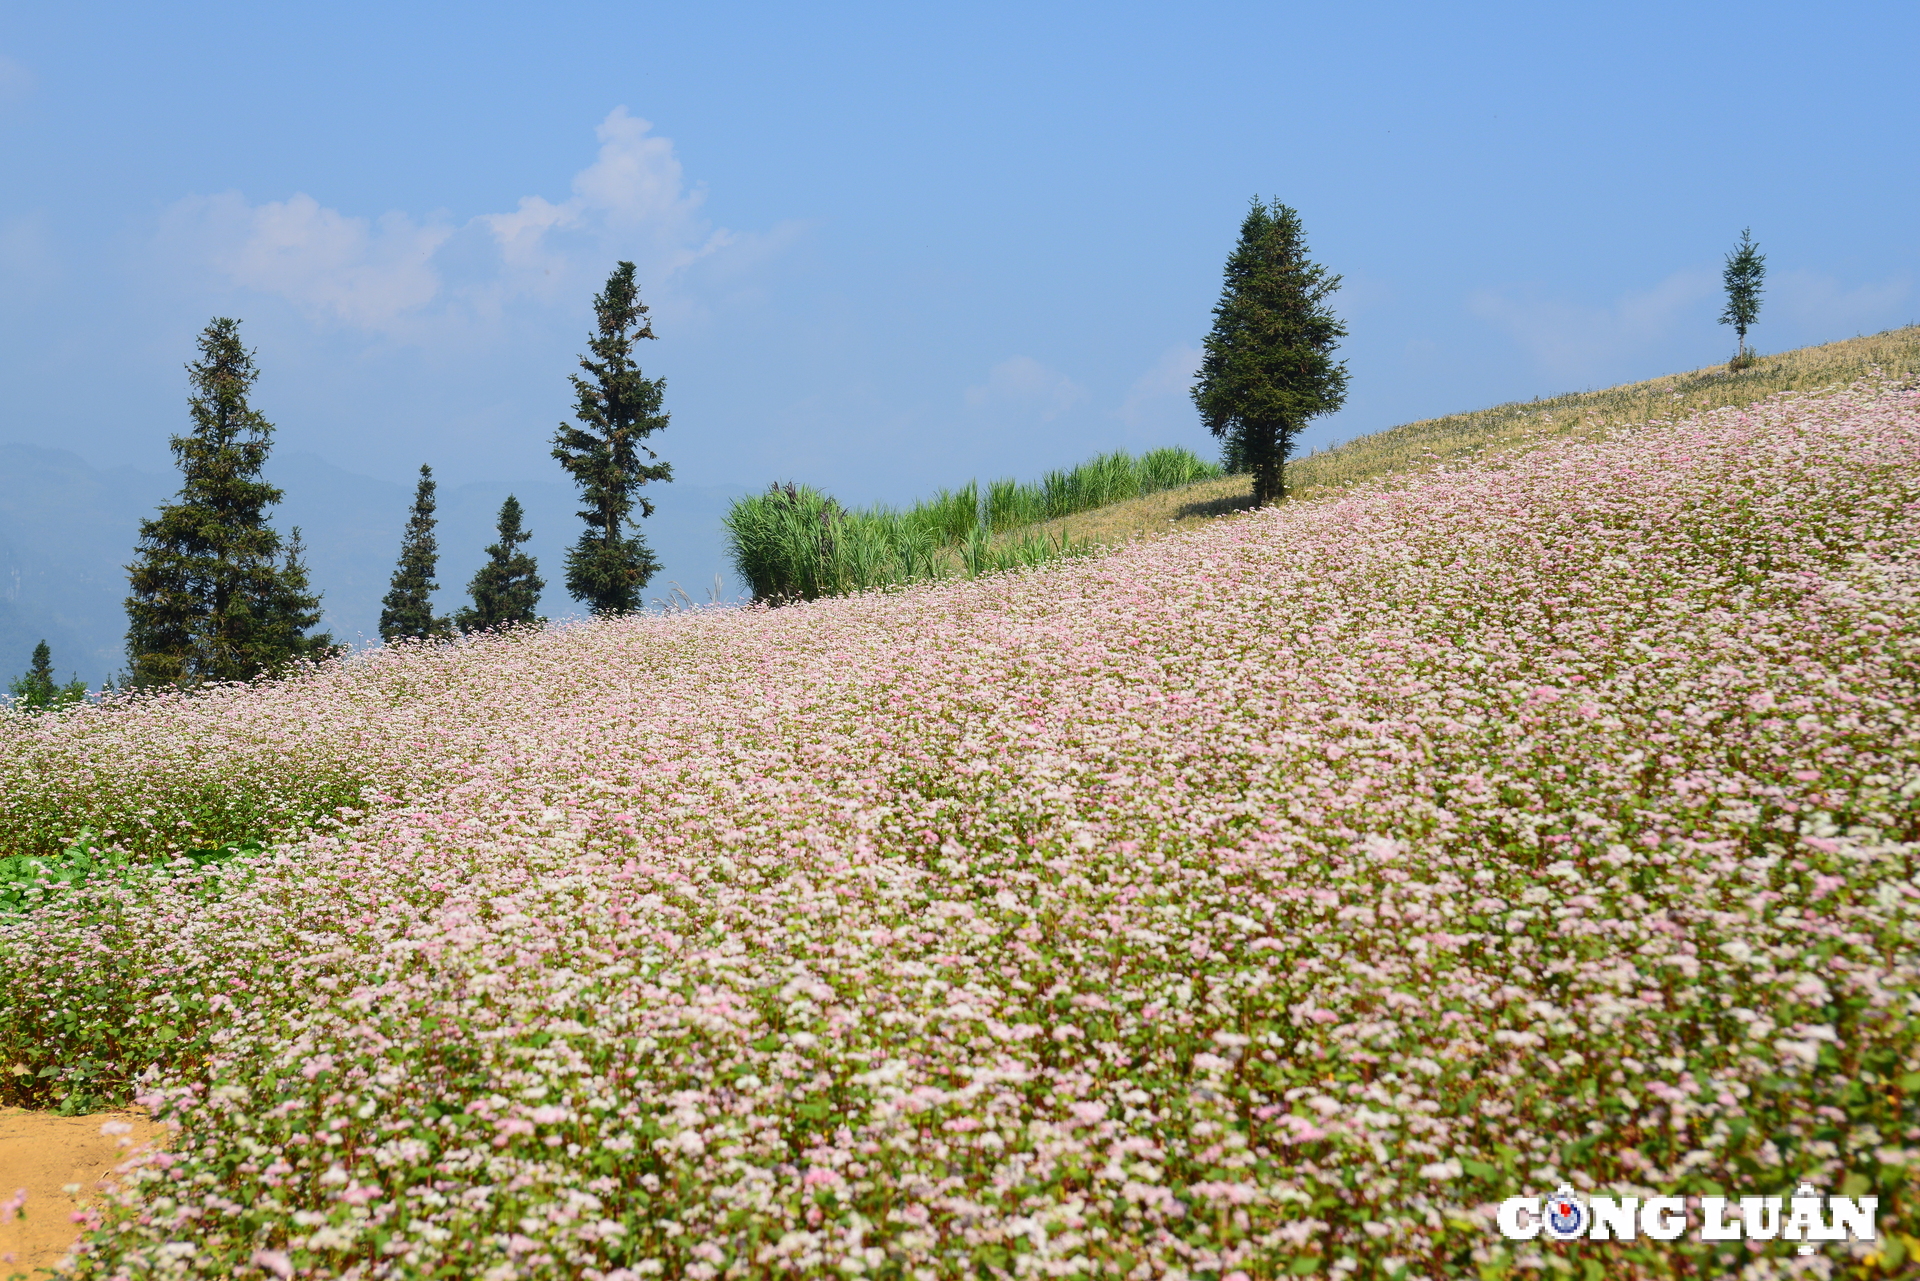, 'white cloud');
175,193,452,329
479,108,735,278
0,55,33,105
1468,269,1717,382
1117,344,1201,430
1470,266,1916,379
965,356,1085,421
0,214,57,291
1767,269,1911,337
161,108,780,335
